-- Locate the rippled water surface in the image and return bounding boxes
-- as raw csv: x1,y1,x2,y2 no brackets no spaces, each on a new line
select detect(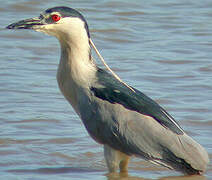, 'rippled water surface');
0,0,212,179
